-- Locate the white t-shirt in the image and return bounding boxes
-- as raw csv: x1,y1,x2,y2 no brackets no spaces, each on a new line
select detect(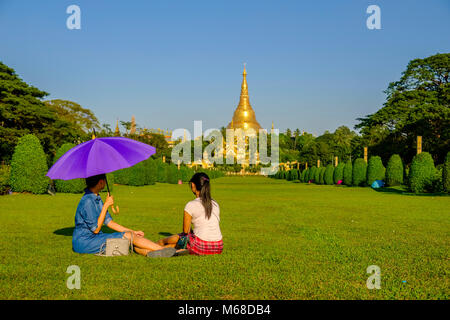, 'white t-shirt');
184,198,222,242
